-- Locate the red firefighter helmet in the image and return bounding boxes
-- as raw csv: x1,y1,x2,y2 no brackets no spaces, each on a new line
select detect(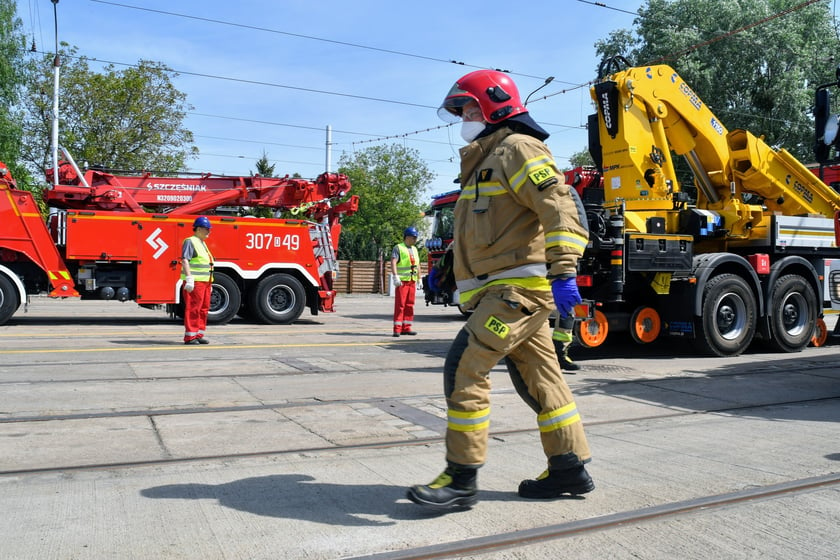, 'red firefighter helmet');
438,69,527,124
